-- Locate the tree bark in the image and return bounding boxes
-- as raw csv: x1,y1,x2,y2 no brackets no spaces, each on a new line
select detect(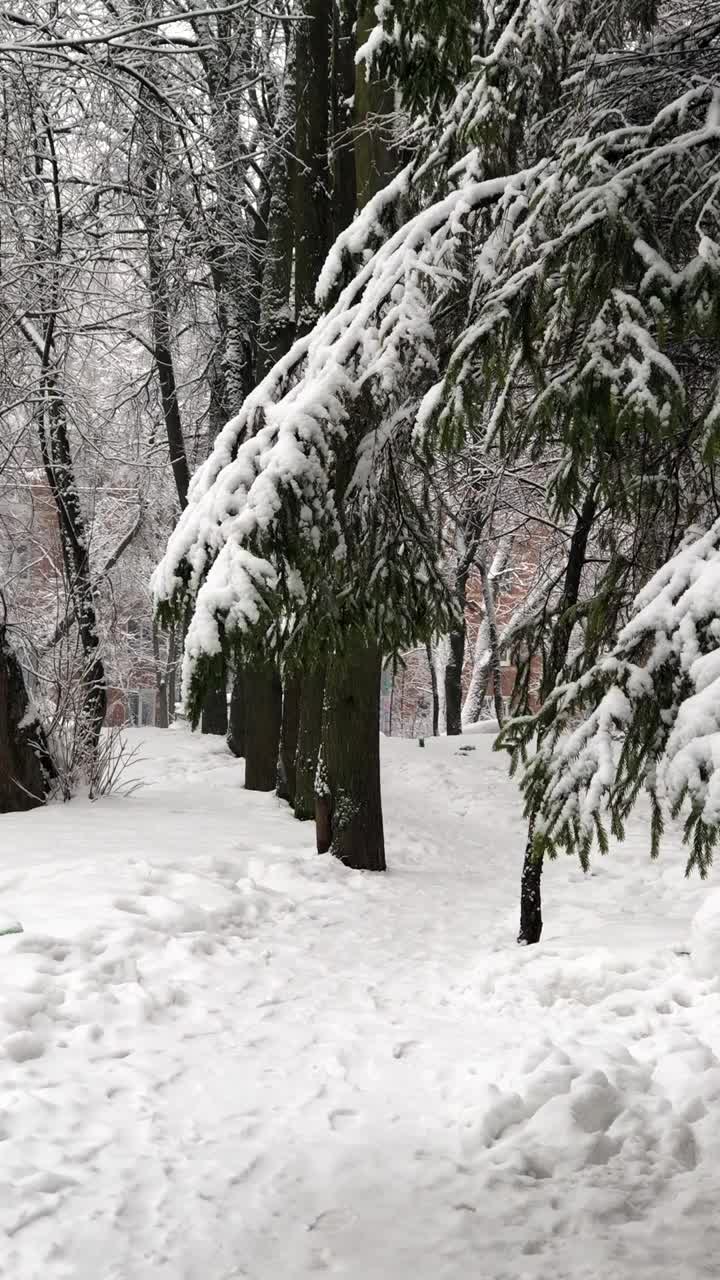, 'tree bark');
201,675,228,736
294,666,325,820
244,662,282,791
317,634,385,869
167,626,177,721
142,176,191,510
331,0,358,235
353,0,396,207
518,489,597,944
479,556,505,727
152,619,169,728
0,613,54,812
136,42,192,511
294,0,332,332
227,664,246,758
518,816,542,944
41,375,107,752
277,674,301,804
311,0,397,866
426,642,439,736
444,628,465,735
